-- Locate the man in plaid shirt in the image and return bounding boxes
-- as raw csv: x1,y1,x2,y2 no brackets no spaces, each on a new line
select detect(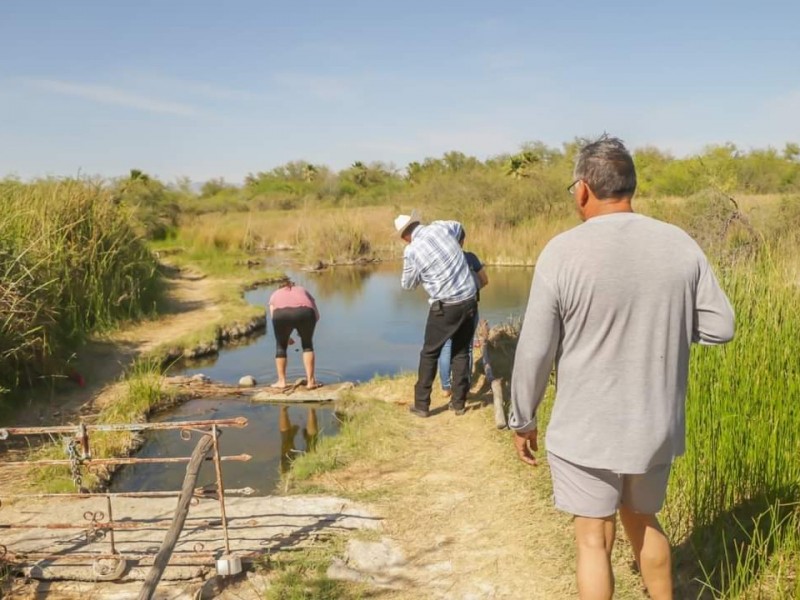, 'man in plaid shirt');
396,214,478,417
